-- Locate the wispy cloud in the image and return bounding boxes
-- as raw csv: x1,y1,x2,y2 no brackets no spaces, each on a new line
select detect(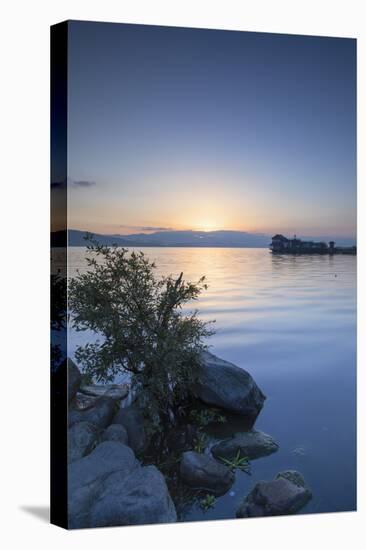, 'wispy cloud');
72,179,96,187
141,226,173,231
118,225,173,232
